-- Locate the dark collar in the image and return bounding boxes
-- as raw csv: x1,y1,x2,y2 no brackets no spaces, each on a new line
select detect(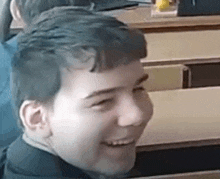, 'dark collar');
6,136,91,178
